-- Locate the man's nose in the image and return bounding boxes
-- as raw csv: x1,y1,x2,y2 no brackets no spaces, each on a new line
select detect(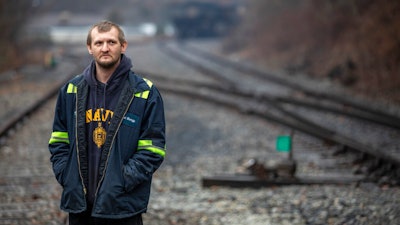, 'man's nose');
101,43,109,51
